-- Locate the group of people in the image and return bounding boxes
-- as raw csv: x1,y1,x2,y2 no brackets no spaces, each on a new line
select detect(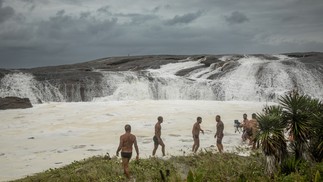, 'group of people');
191,115,224,154
116,115,225,179
240,113,259,149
